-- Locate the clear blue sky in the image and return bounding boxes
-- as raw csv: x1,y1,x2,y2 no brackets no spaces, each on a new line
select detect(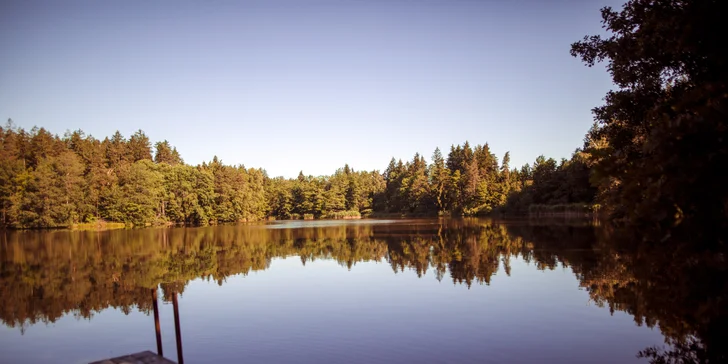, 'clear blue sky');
0,0,618,178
